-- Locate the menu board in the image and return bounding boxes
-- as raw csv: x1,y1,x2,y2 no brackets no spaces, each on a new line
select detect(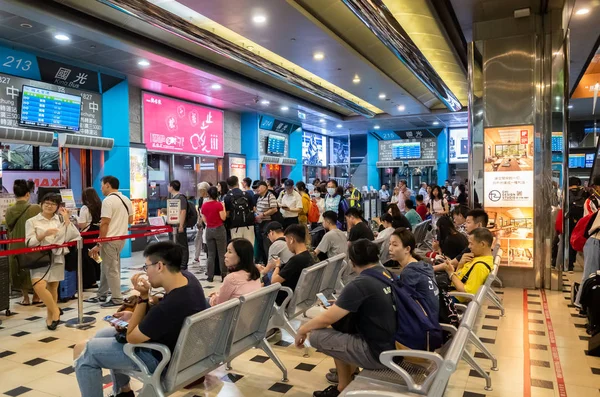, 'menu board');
302,131,327,166
142,91,224,157
484,125,534,268
20,85,81,131
130,147,148,225
379,138,436,161
0,72,102,136
449,128,468,163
